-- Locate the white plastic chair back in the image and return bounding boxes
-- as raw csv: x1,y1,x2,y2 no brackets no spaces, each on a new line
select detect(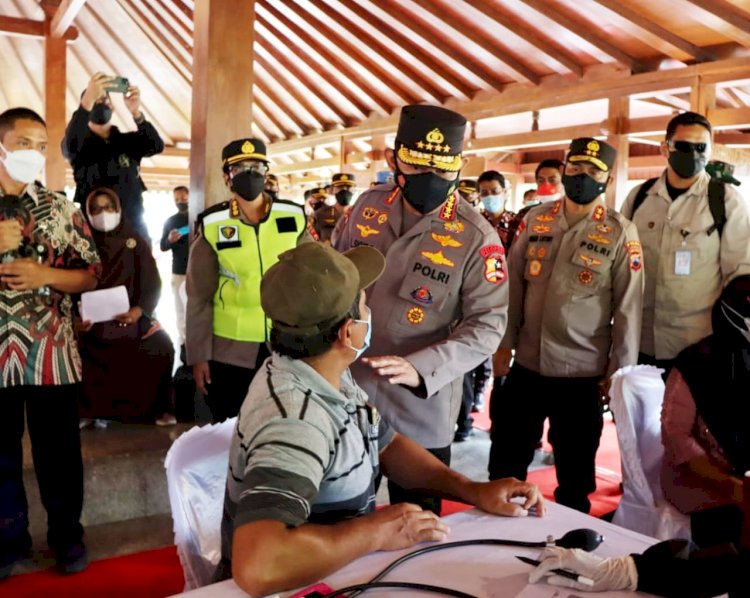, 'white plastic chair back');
165,418,236,590
609,365,691,541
